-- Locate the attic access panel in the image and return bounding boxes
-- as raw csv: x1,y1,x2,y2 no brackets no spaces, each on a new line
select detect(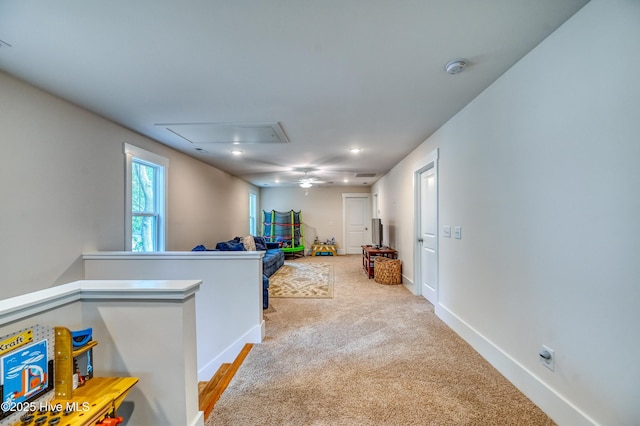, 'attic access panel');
158,122,290,144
